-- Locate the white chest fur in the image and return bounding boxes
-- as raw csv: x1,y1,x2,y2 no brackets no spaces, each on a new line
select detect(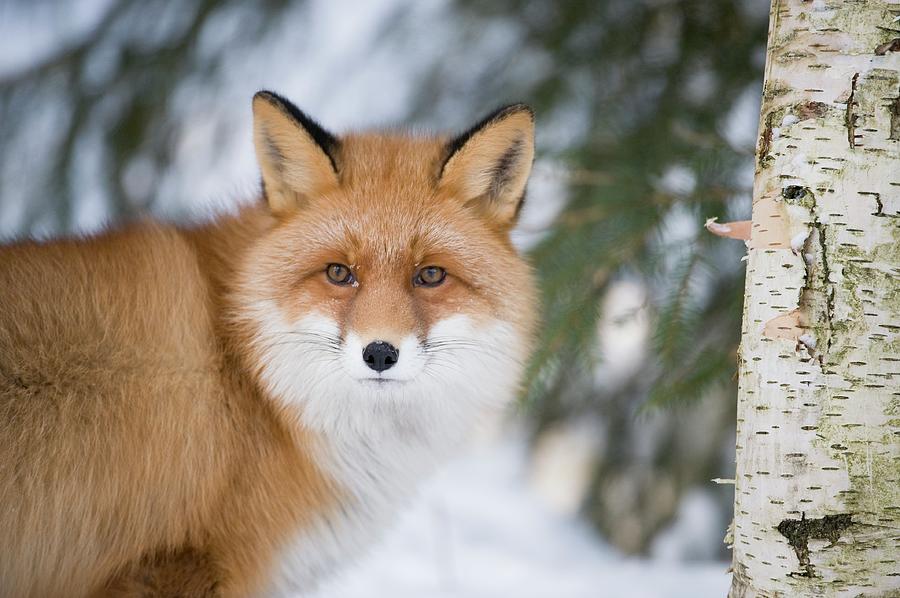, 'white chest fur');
250,311,524,595
264,420,460,596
